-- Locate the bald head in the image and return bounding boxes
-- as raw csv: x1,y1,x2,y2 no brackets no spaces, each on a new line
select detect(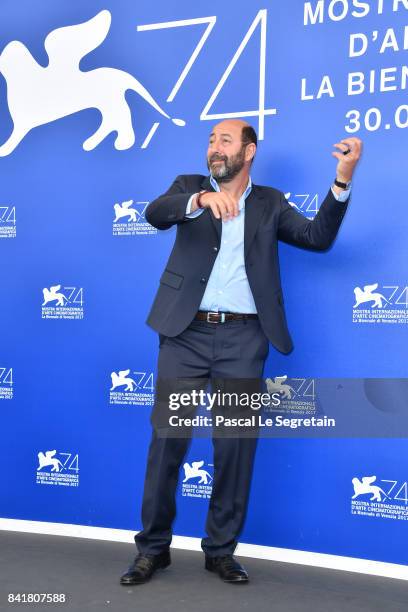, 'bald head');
214,119,251,132
212,120,257,147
